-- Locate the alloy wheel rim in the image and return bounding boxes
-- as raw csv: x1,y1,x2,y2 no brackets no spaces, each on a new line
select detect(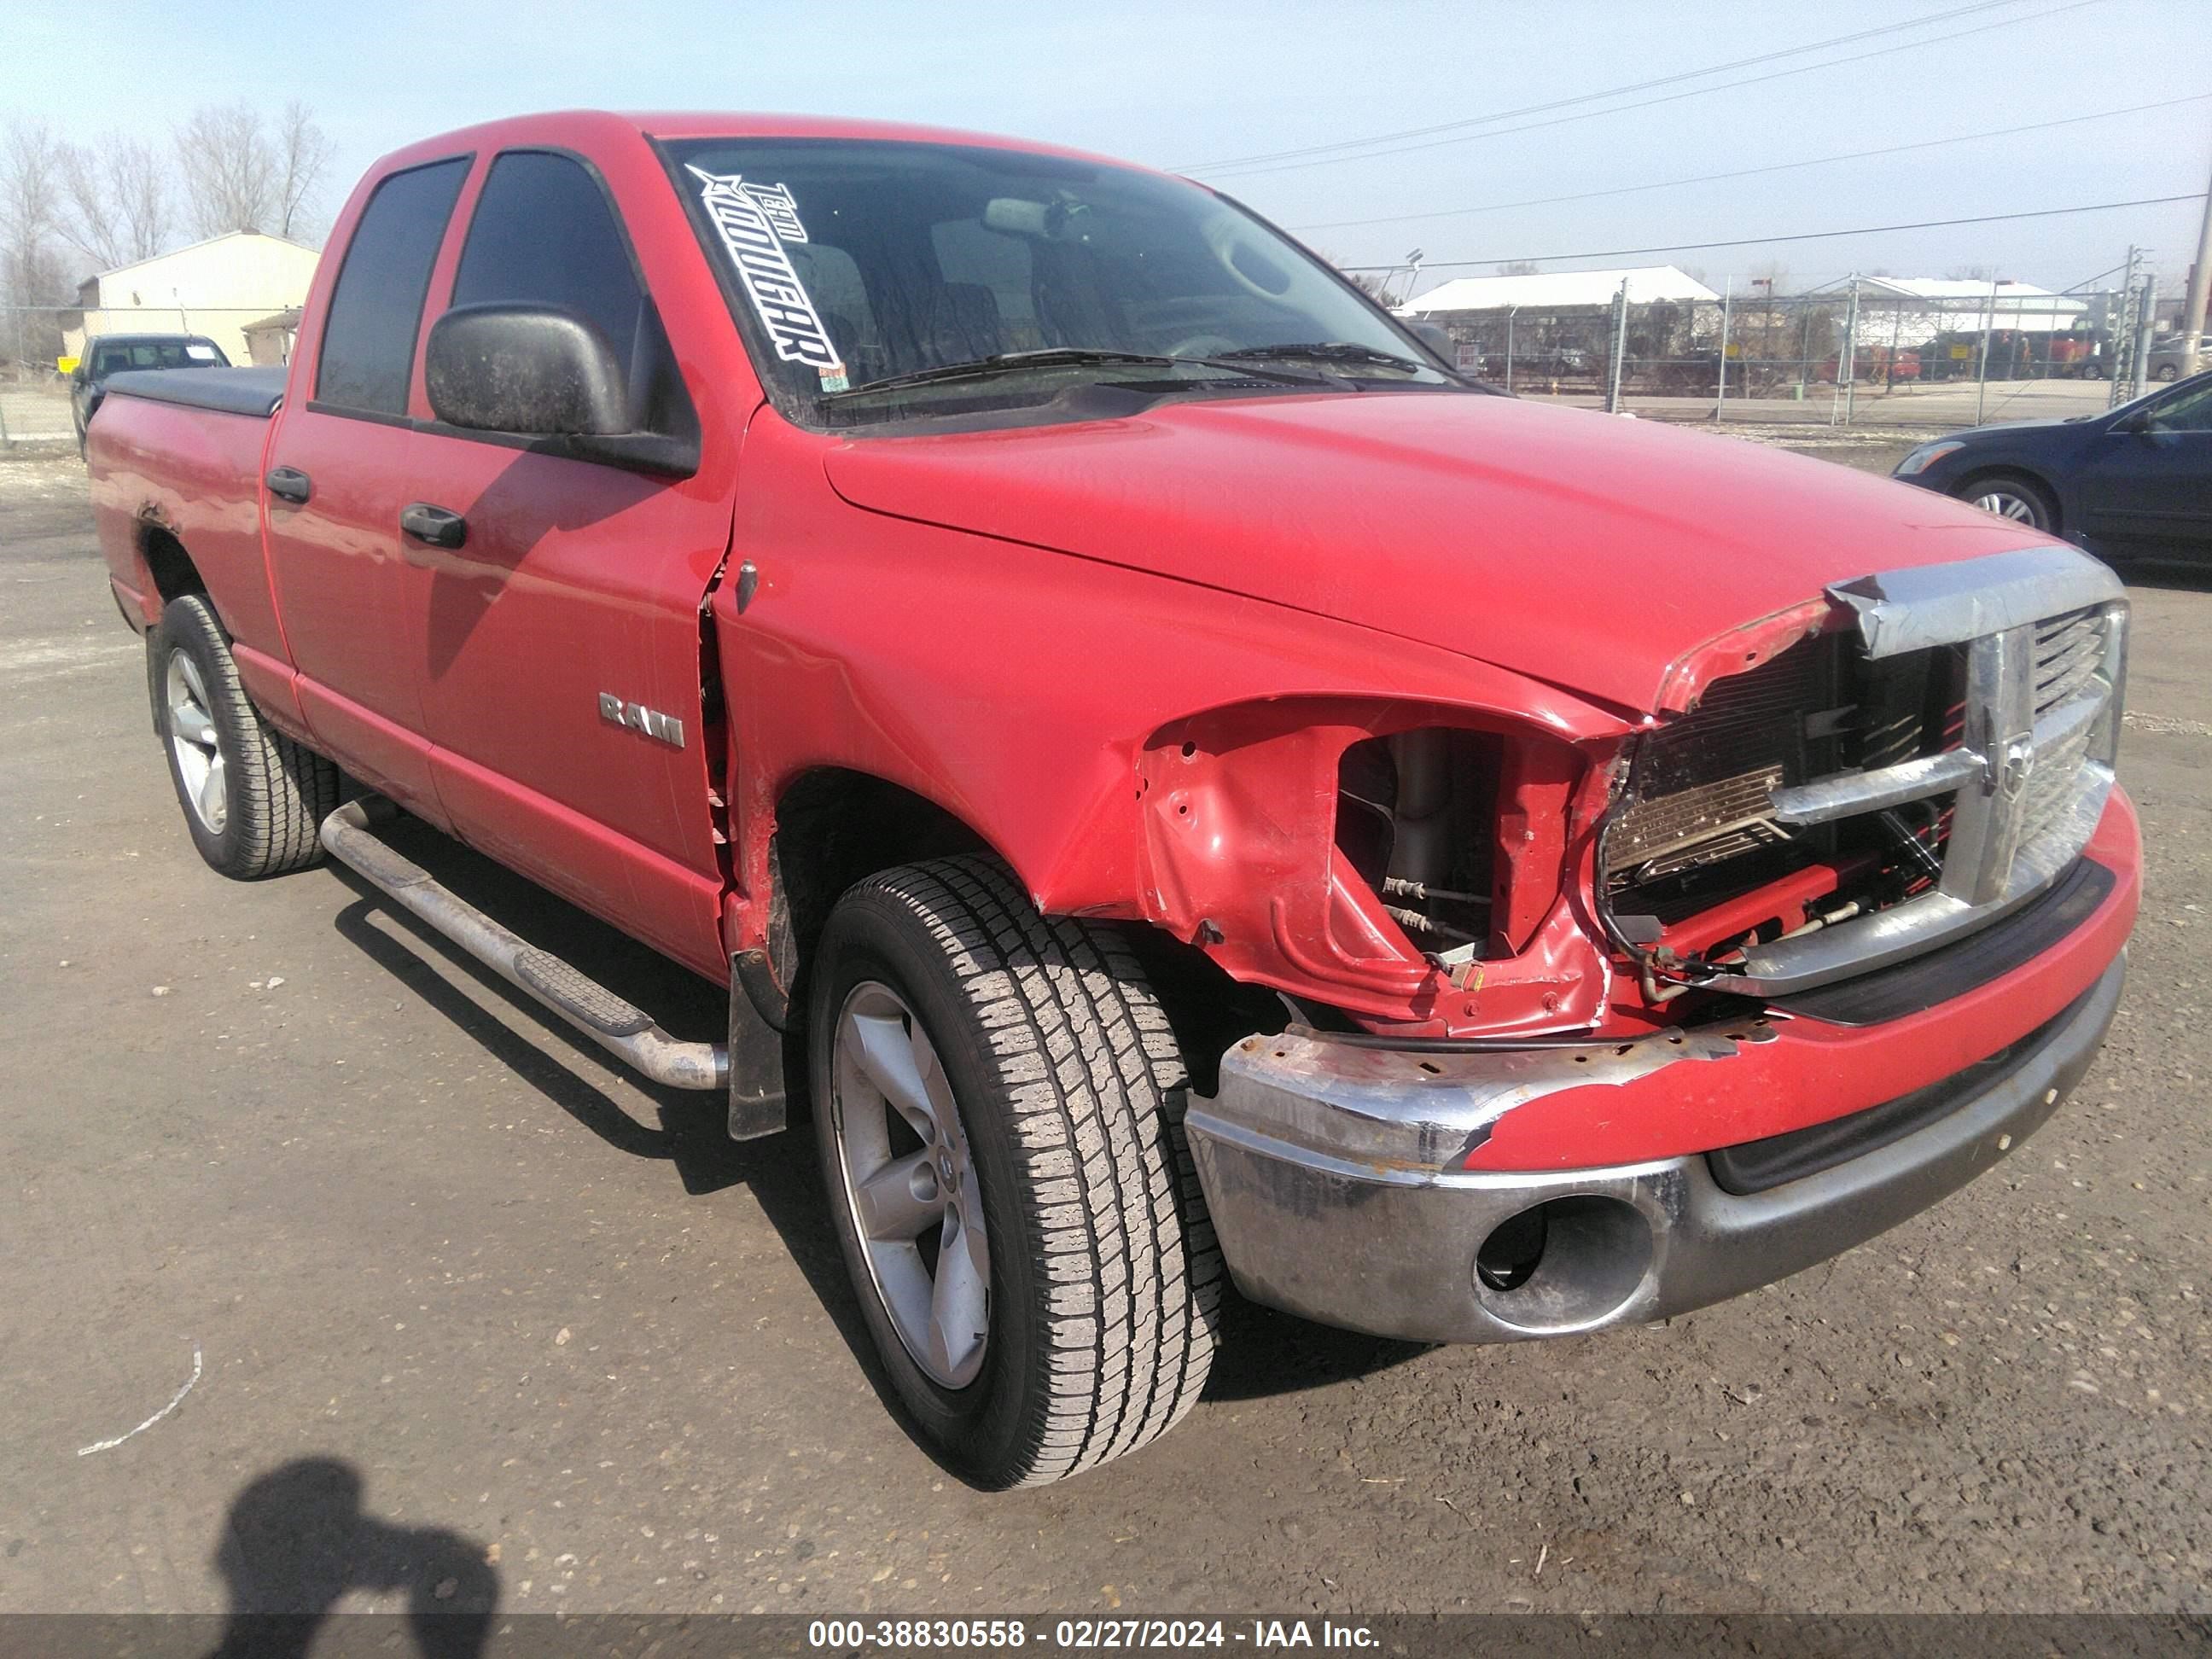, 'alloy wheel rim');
166,652,228,833
829,980,991,1388
1970,490,2039,524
